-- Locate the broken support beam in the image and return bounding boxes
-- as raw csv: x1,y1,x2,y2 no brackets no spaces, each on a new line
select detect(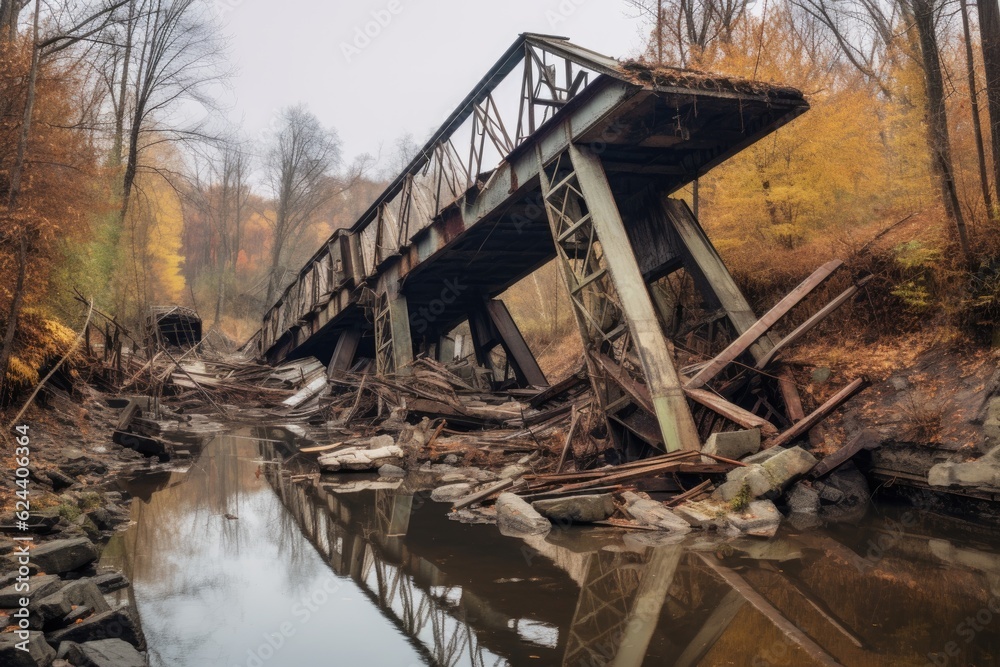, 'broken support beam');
683,387,779,437
756,275,874,370
686,259,844,390
771,377,871,448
